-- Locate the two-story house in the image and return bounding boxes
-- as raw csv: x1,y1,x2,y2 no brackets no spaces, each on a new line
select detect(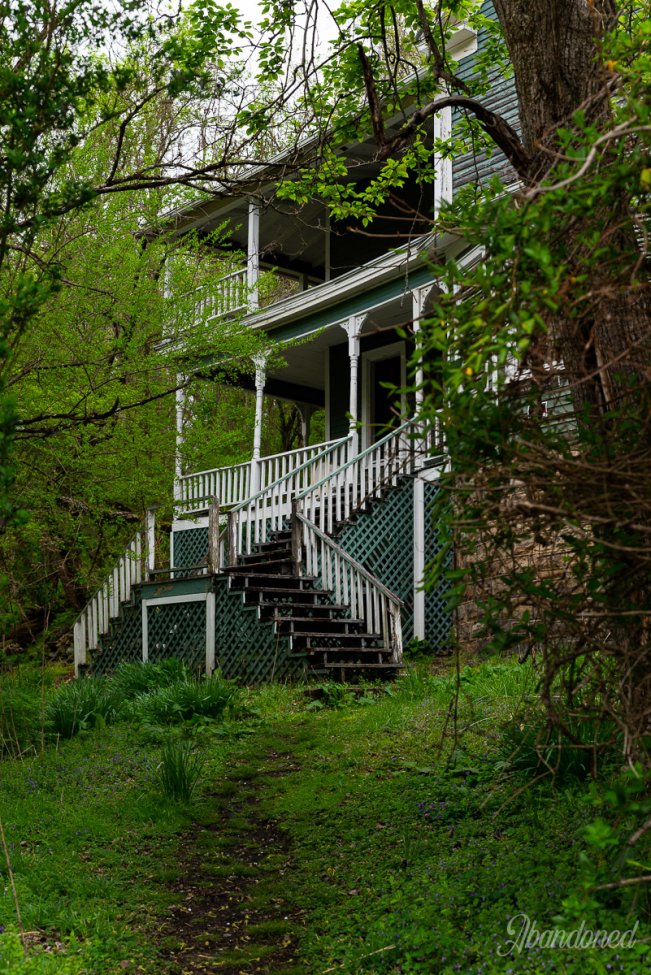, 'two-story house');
72,3,518,683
